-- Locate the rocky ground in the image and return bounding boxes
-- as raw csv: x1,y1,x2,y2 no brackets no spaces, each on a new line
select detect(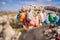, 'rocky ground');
0,25,59,40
